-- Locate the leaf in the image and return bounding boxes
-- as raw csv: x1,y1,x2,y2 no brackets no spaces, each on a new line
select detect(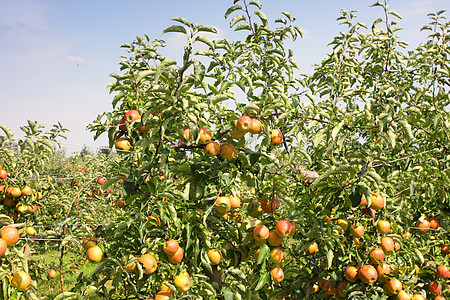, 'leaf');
331,121,344,140
196,25,217,34
254,10,267,26
0,125,14,140
310,166,335,188
212,95,229,105
249,1,262,9
326,248,334,269
225,5,242,18
223,287,234,300
162,25,187,35
399,120,413,142
155,59,177,82
136,70,152,83
172,16,191,27
386,129,396,148
254,273,270,291
230,15,246,28
414,249,425,265
389,10,402,19
256,244,270,265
